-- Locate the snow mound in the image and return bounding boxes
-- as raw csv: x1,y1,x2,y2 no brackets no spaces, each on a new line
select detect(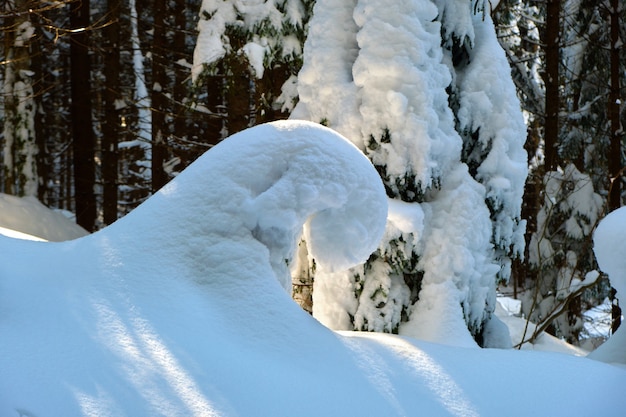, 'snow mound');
0,193,88,241
1,121,624,416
